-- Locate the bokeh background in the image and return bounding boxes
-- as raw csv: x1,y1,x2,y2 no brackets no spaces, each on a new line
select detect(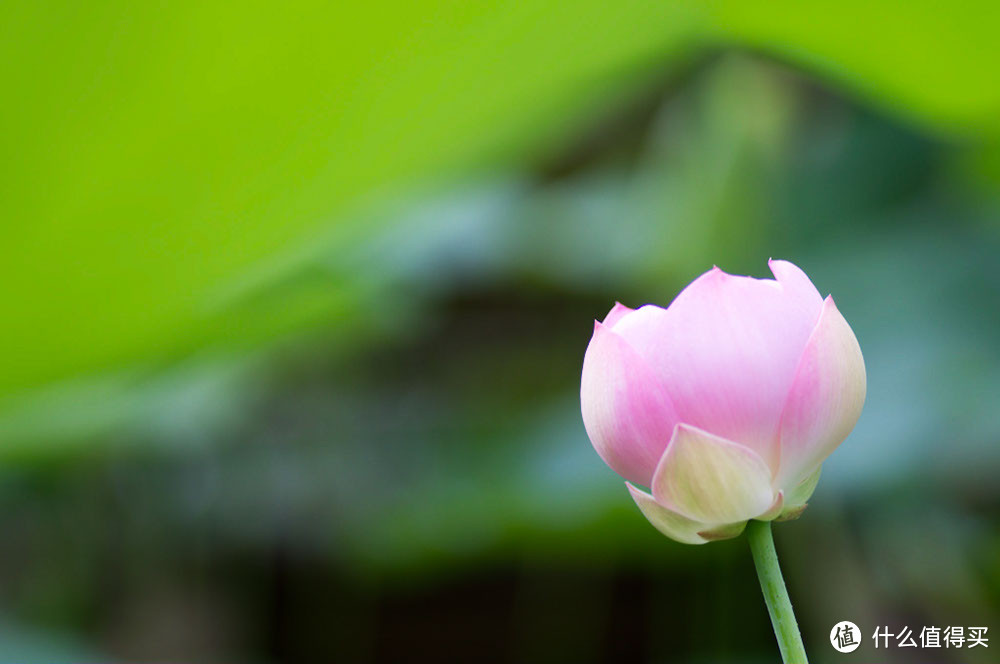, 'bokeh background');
2,3,999,663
